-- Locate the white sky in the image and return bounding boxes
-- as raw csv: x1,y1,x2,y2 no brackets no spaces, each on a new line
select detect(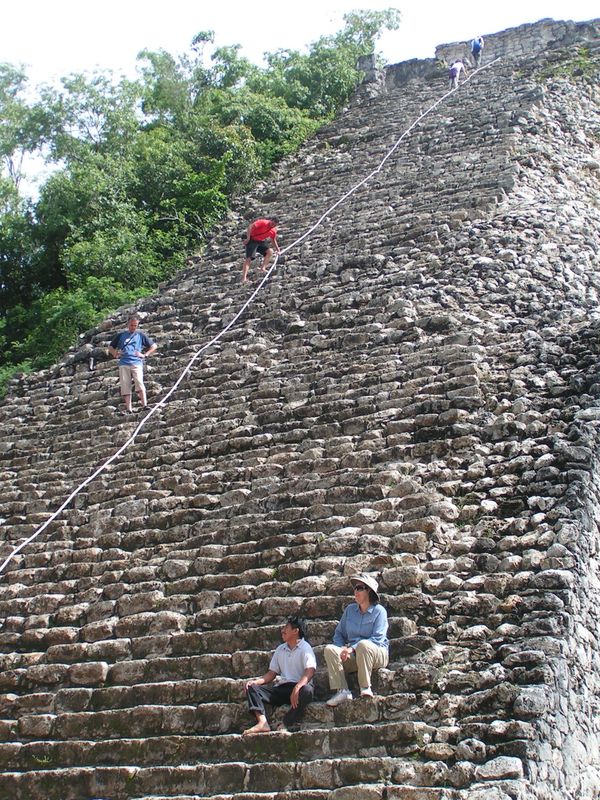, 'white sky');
2,1,599,86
